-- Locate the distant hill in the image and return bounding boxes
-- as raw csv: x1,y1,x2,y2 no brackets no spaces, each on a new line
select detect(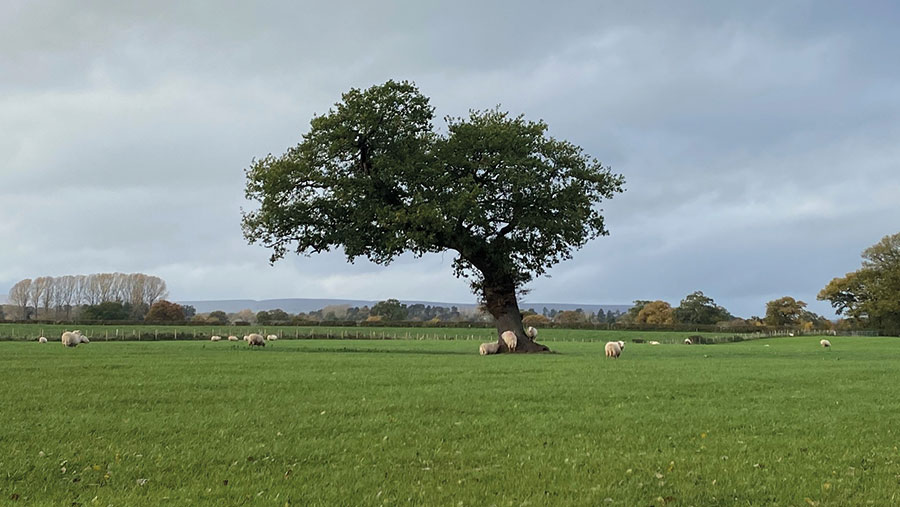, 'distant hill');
176,298,631,315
